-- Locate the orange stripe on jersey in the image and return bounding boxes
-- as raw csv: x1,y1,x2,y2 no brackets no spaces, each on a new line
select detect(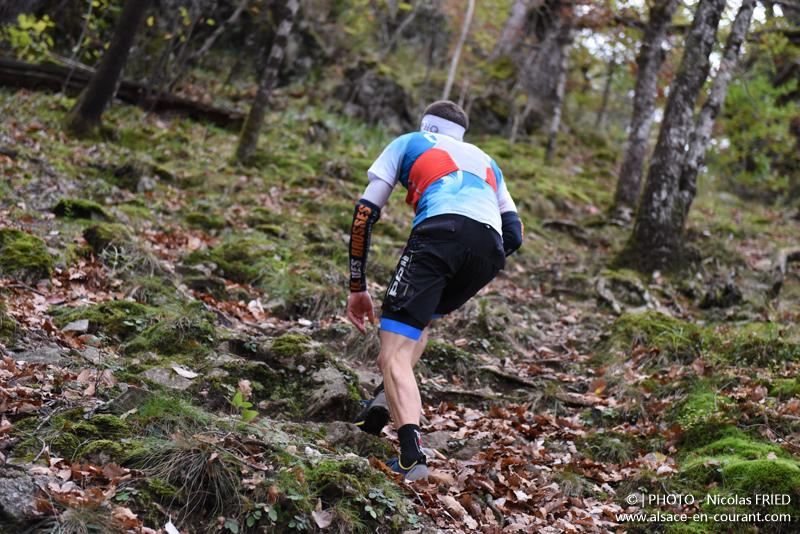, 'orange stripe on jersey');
406,148,459,211
485,166,498,194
